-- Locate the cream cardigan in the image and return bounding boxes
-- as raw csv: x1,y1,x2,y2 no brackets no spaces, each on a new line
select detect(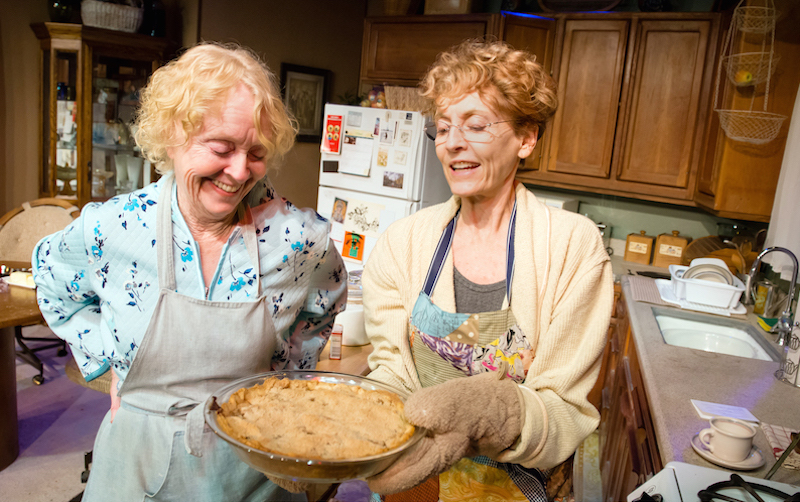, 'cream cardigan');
362,182,614,469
